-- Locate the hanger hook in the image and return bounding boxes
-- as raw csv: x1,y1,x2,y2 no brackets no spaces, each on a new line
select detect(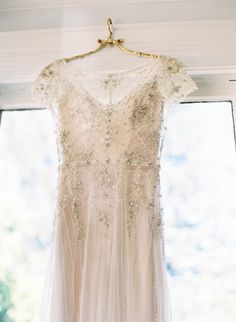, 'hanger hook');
107,18,113,38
